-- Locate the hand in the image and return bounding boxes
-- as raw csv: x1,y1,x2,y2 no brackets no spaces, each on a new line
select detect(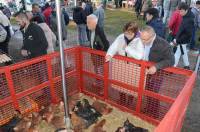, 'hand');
21,50,28,57
147,66,157,74
105,55,112,62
